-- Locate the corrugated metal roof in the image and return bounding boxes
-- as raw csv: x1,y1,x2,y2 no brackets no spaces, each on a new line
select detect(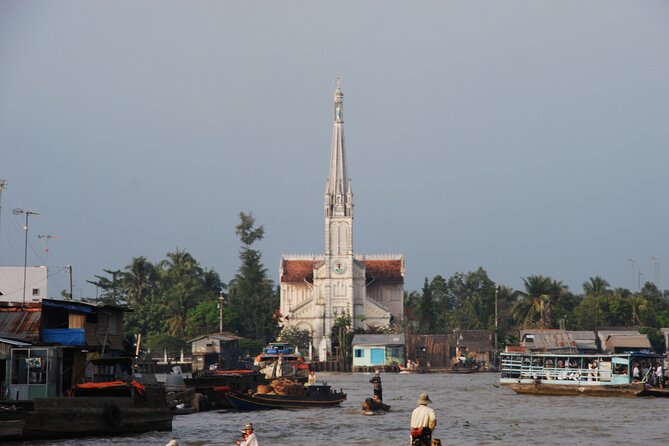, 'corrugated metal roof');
0,308,41,342
352,334,405,346
454,330,493,352
0,337,31,346
188,333,241,343
606,334,651,350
